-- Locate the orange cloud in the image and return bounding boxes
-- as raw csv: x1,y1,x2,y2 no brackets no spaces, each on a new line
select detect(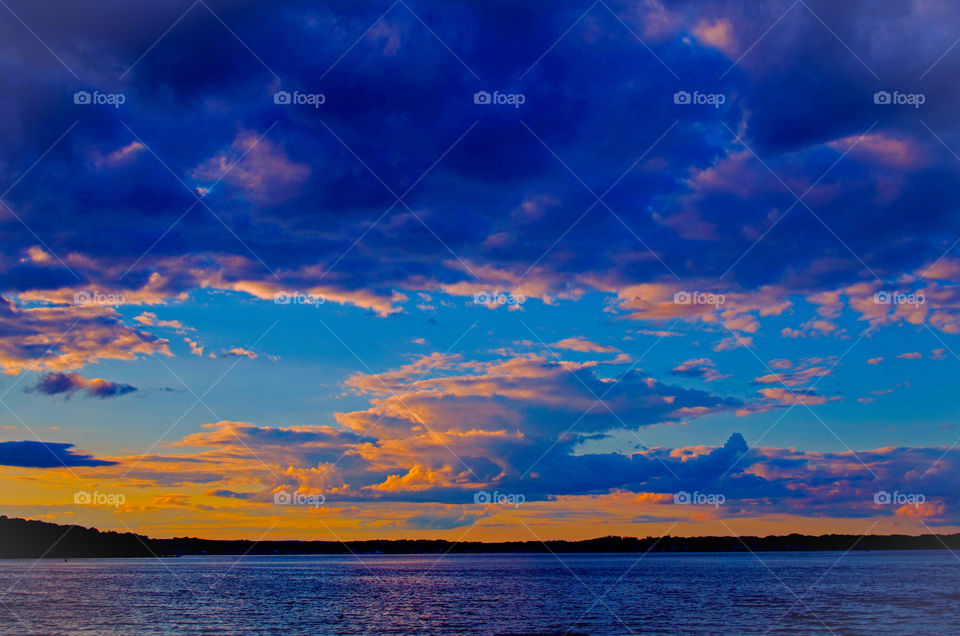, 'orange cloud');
693,18,737,56
0,297,171,375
